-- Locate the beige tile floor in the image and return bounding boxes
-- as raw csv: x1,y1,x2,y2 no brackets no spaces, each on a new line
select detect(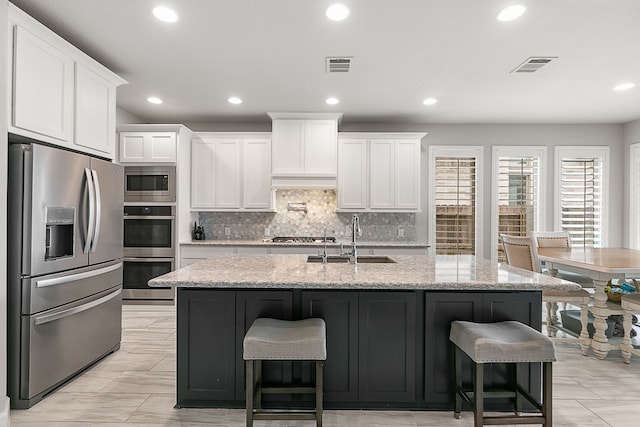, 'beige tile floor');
8,304,640,427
